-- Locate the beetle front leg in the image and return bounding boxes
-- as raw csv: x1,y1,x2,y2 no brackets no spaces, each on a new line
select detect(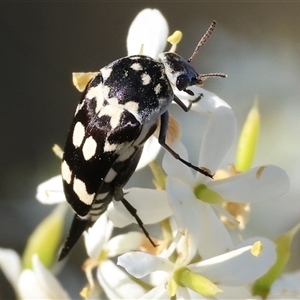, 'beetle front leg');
173,93,203,112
